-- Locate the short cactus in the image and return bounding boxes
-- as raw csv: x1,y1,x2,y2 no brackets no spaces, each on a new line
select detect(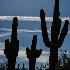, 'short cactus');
26,35,42,70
